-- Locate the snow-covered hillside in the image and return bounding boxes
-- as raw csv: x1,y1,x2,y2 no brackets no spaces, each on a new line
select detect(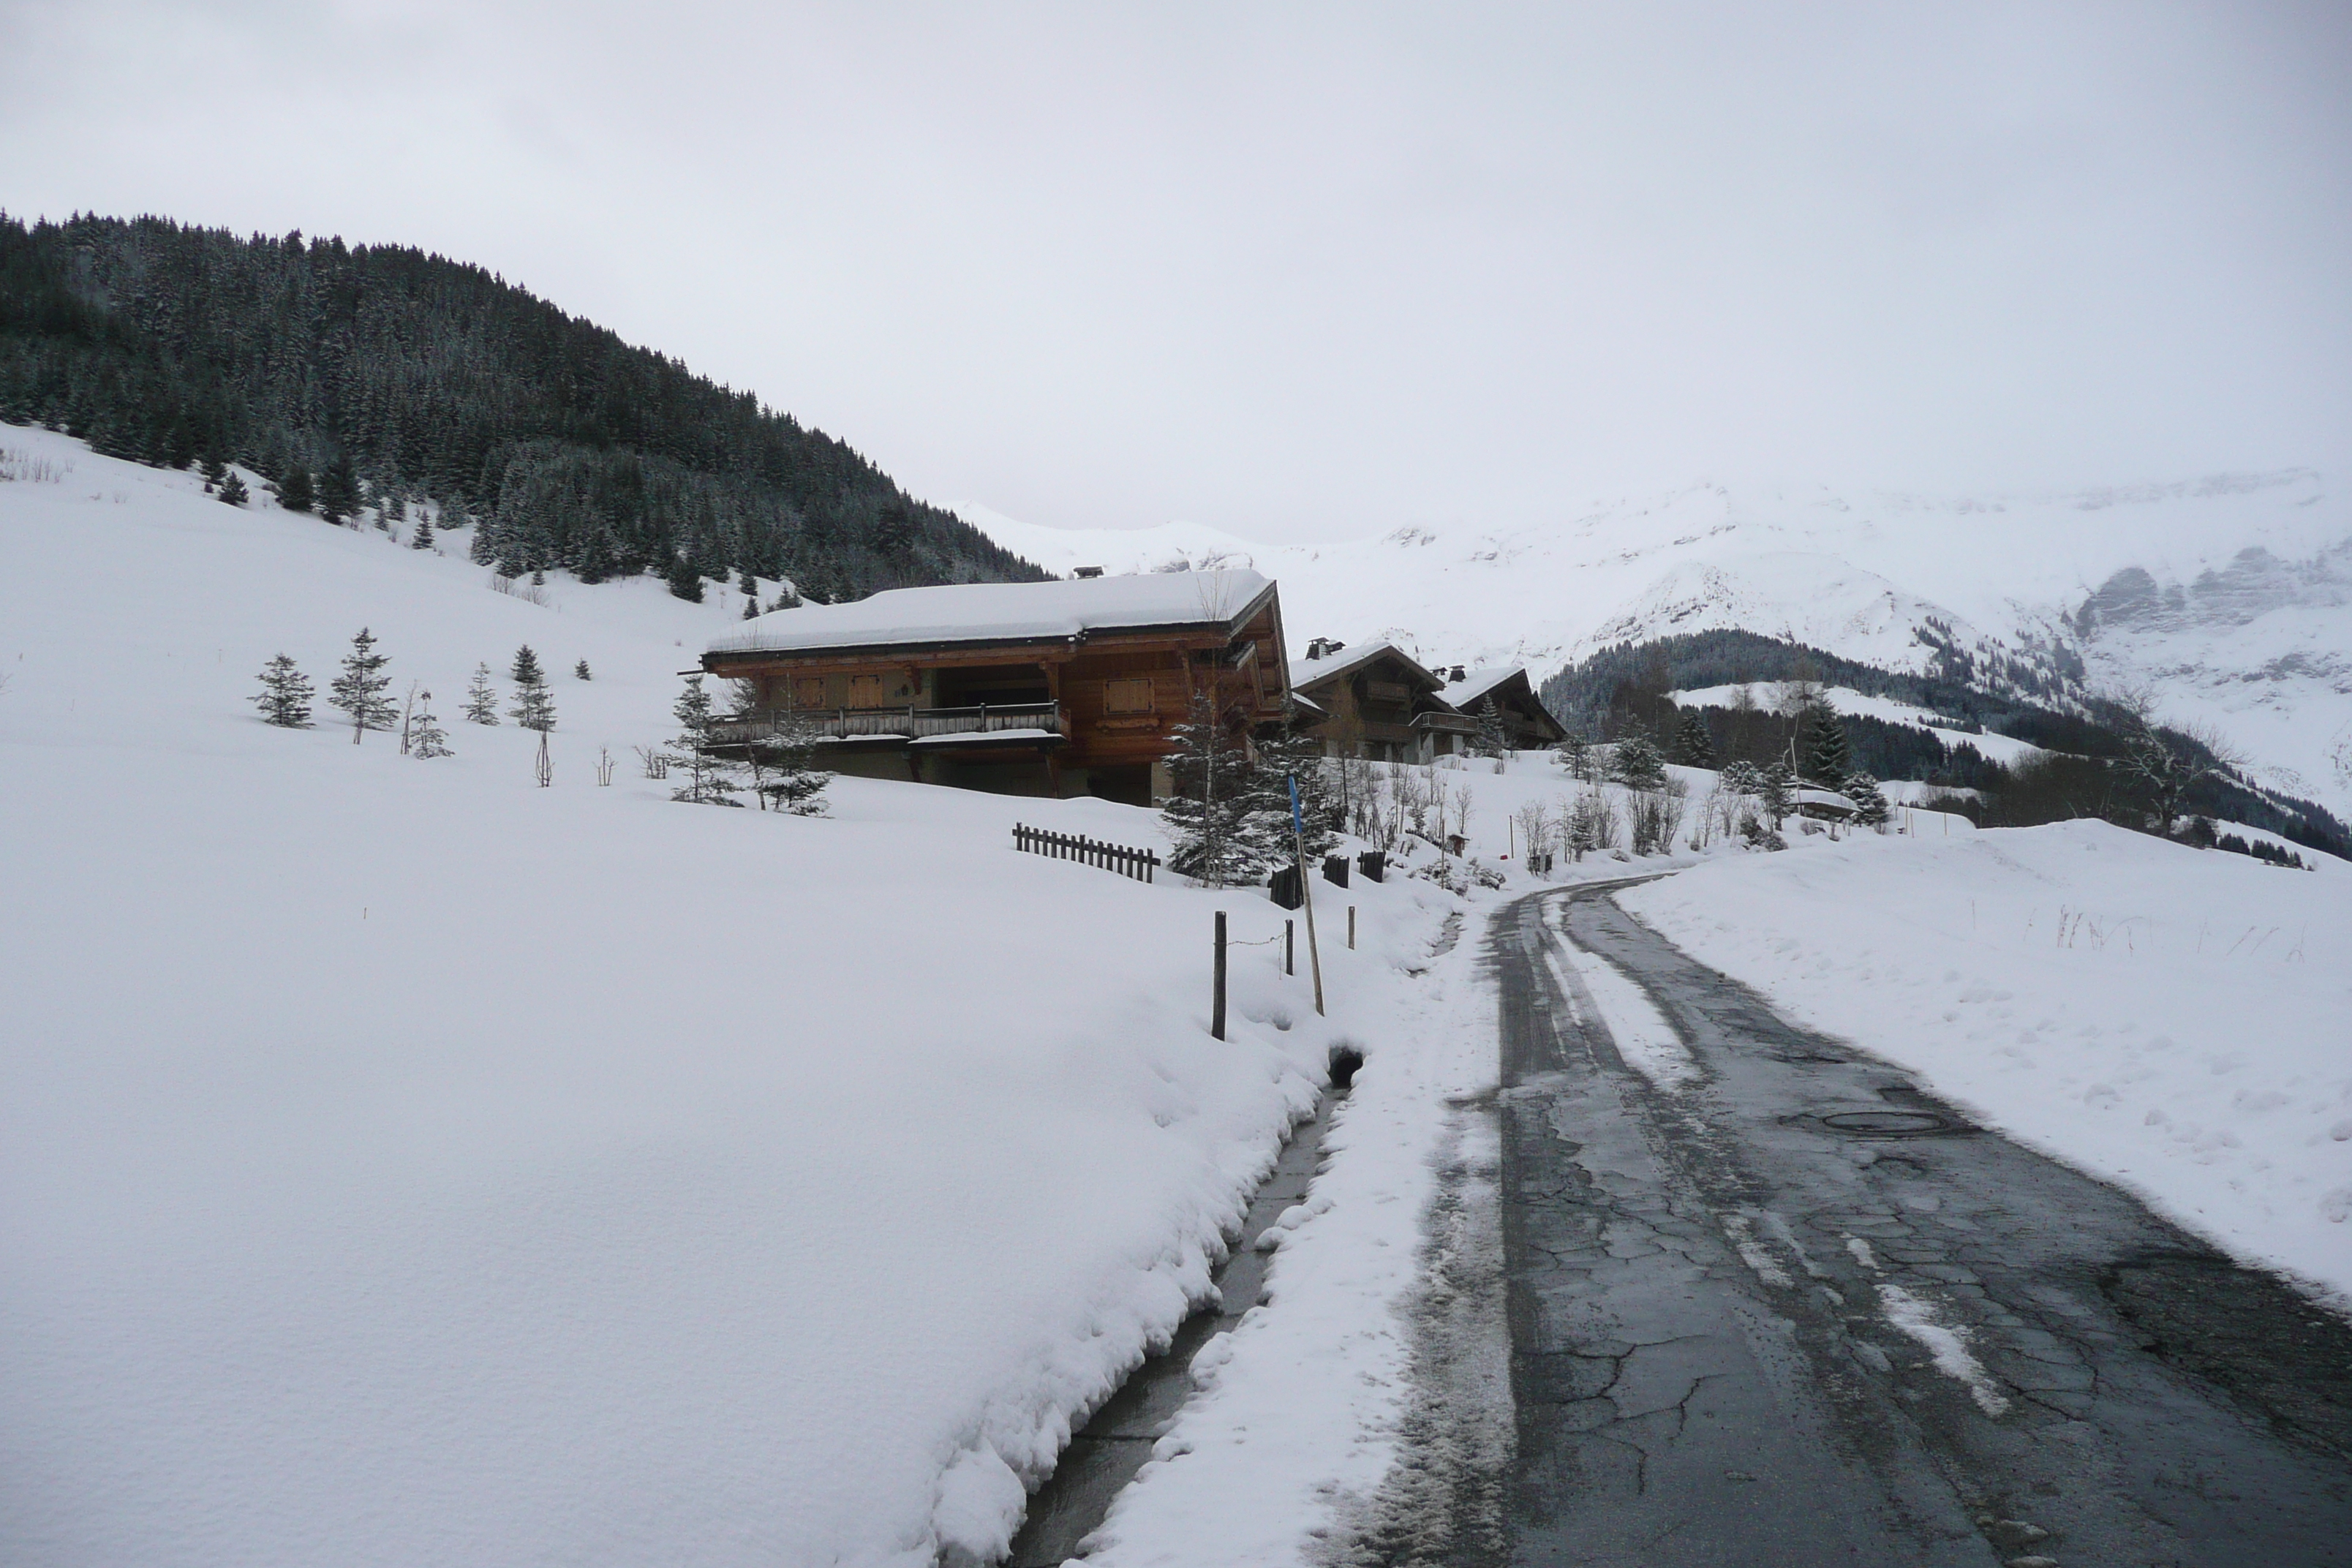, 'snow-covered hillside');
963,471,2352,814
0,426,1447,1568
